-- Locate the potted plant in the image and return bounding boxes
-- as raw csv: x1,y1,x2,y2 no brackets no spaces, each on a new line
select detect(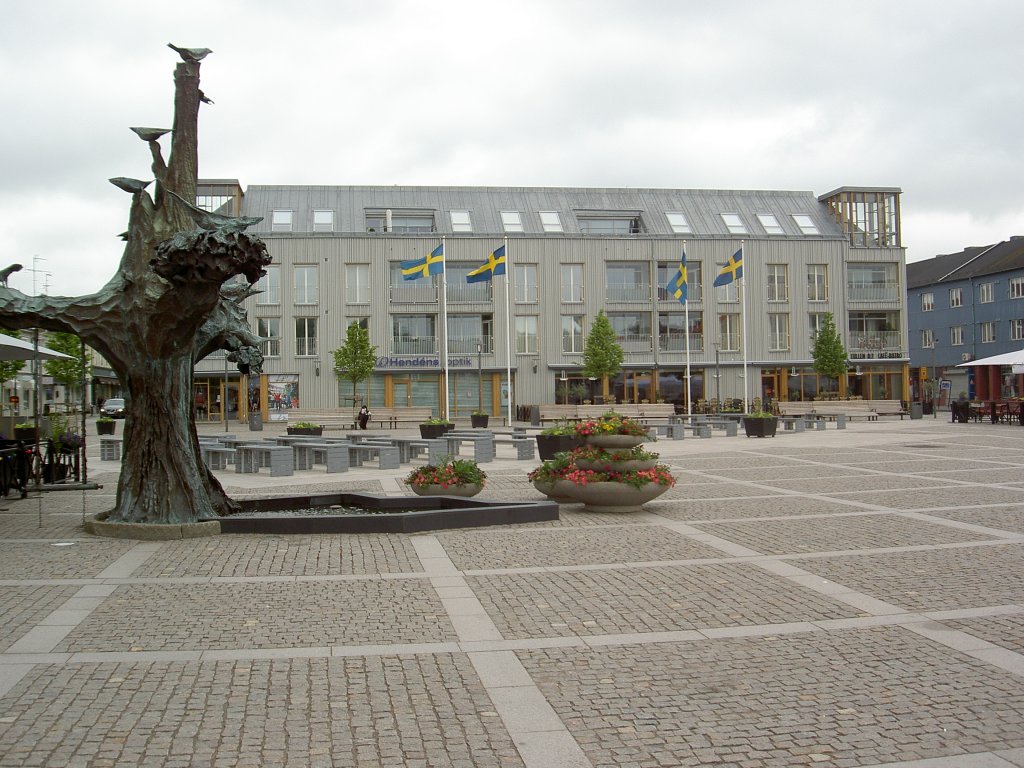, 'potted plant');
287,421,324,436
527,452,580,503
13,422,37,442
742,410,778,438
573,411,649,448
536,421,585,460
419,416,454,439
96,416,116,435
570,444,659,472
403,457,486,497
562,464,676,512
470,410,489,428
